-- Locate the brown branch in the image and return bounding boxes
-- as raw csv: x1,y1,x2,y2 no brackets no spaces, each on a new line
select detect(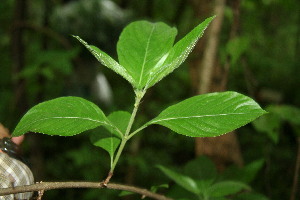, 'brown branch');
0,181,173,200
